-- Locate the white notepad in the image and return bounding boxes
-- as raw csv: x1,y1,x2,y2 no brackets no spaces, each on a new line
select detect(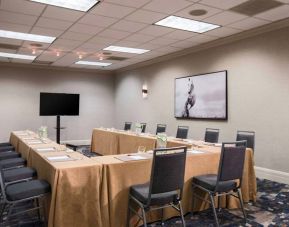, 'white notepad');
36,147,55,152
46,155,74,162
115,155,150,162
27,141,43,145
188,149,204,154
